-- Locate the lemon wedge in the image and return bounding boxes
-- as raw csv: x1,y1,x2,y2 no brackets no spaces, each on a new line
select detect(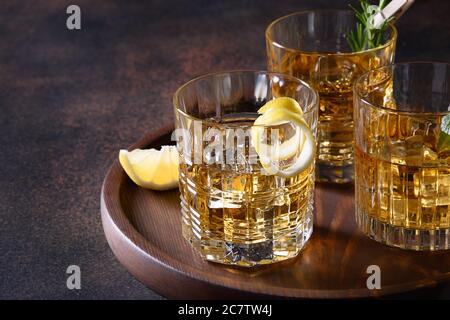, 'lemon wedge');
252,97,316,178
119,146,179,190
